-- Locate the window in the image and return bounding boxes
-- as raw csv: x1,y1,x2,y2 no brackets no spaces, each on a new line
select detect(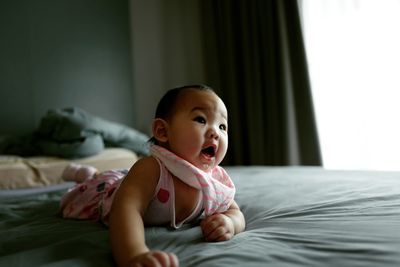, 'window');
301,0,400,170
